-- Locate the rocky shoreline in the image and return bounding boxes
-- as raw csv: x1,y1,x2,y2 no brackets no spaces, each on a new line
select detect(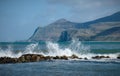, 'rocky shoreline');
0,54,120,64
